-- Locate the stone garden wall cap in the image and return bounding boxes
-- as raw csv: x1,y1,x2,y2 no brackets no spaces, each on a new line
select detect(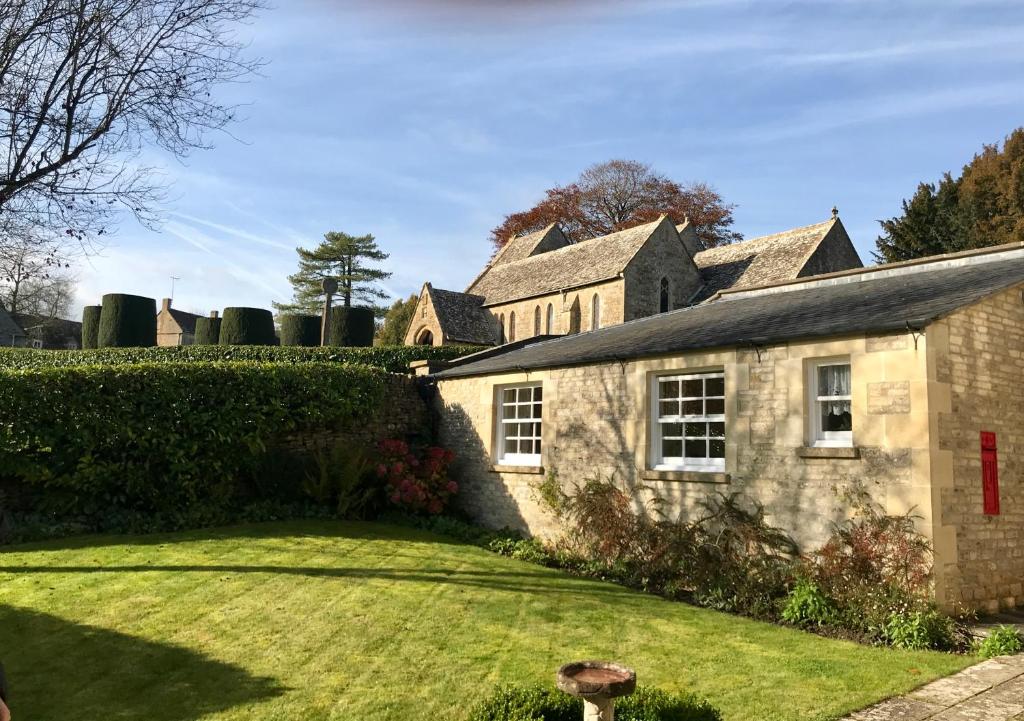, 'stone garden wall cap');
556,661,636,699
